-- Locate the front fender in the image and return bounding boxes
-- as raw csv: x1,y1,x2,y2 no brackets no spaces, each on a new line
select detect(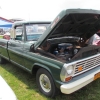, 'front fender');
32,63,61,85
33,63,52,75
